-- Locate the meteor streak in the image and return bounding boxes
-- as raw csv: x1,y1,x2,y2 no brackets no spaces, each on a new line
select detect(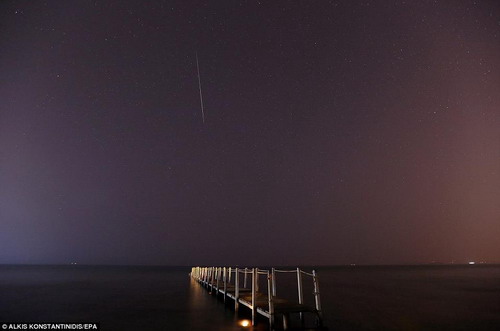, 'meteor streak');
195,52,205,124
